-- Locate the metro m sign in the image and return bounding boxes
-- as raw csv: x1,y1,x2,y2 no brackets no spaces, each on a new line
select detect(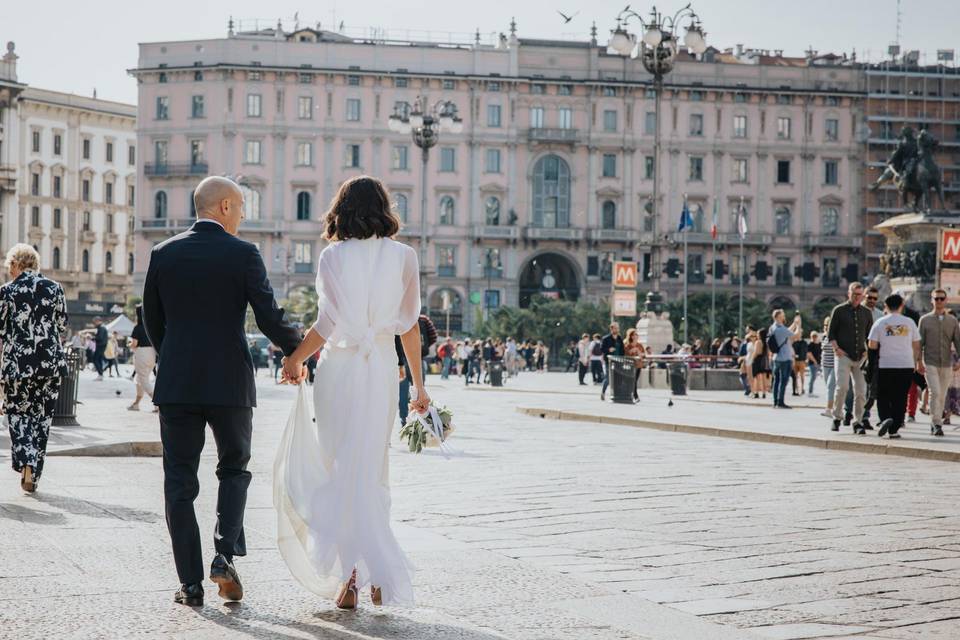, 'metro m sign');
941,228,960,264
613,261,638,288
